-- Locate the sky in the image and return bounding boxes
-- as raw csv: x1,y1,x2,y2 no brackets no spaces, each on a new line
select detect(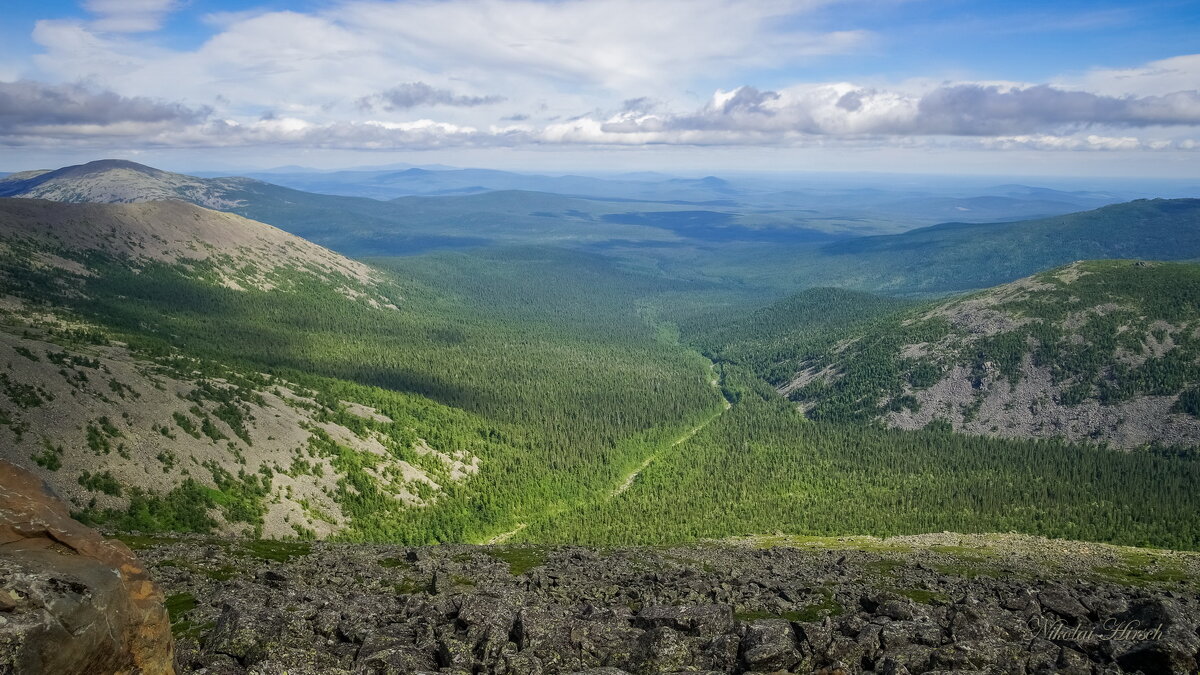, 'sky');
1,0,1199,176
